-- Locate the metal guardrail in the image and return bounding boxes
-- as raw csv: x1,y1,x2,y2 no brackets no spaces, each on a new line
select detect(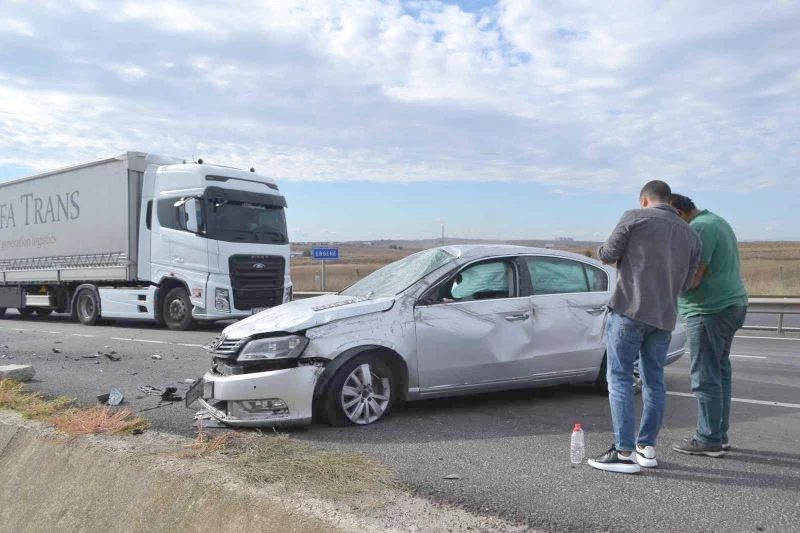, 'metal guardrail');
293,293,800,335
743,297,800,335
